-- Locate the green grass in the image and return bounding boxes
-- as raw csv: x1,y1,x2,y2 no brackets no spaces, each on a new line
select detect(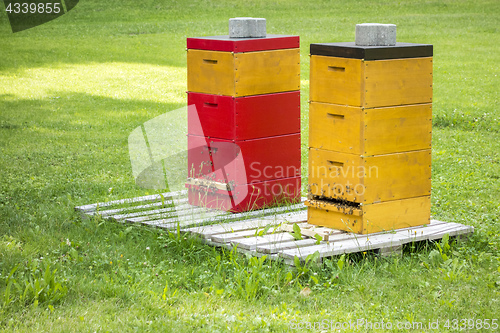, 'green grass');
1,0,499,331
